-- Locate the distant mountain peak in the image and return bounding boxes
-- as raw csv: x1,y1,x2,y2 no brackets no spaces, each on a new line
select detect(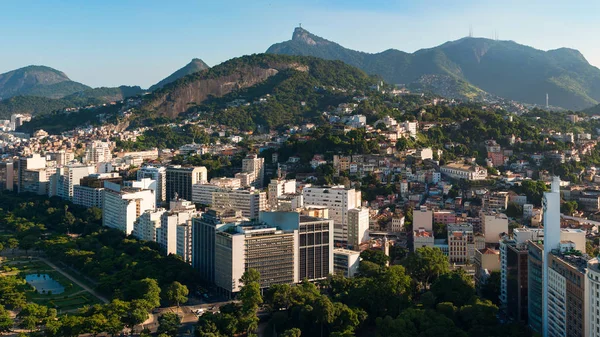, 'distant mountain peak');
149,58,210,91
292,27,330,46
0,65,89,99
